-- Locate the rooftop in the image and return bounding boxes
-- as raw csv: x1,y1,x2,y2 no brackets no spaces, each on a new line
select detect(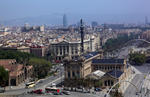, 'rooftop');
106,70,123,78
92,59,125,64
83,52,99,60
